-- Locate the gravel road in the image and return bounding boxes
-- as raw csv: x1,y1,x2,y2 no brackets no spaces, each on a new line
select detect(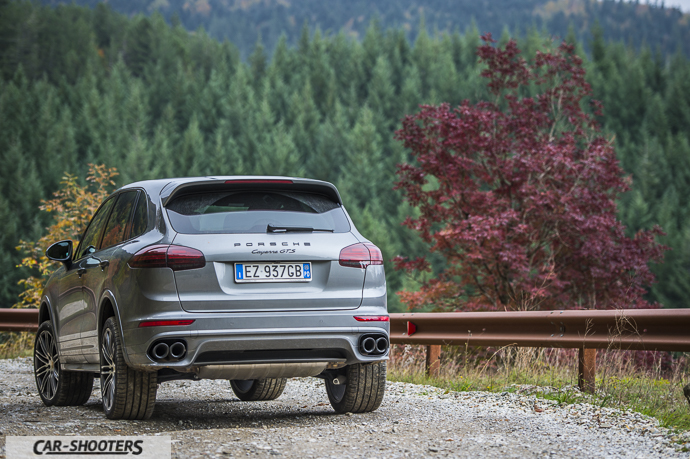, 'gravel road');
0,357,688,458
